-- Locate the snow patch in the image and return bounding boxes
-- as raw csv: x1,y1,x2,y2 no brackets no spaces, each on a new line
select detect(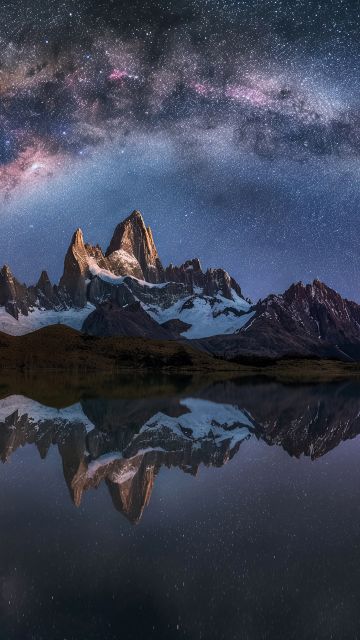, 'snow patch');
108,249,140,268
88,259,169,289
86,452,123,478
88,258,126,284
